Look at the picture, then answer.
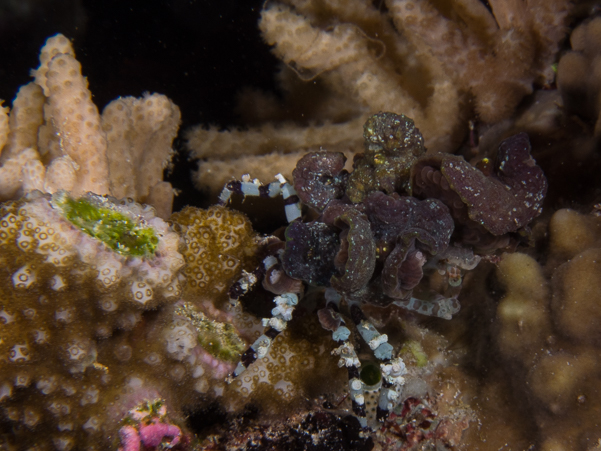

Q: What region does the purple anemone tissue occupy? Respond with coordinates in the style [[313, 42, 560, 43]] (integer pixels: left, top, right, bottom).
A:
[[292, 151, 348, 211], [412, 132, 547, 237]]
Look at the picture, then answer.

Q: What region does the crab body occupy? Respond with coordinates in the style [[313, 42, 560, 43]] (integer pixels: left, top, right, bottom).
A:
[[221, 112, 548, 427]]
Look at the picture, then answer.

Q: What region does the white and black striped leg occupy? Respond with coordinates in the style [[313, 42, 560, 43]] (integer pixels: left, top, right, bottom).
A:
[[392, 293, 460, 320], [217, 173, 302, 223], [276, 174, 302, 223], [348, 302, 408, 422], [218, 174, 279, 206], [377, 358, 407, 422], [231, 327, 280, 378], [331, 342, 367, 428], [320, 290, 367, 427], [229, 293, 299, 379], [348, 302, 393, 361], [228, 267, 263, 305]]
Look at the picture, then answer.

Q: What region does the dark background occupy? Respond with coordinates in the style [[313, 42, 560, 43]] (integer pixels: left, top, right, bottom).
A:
[[0, 0, 279, 210]]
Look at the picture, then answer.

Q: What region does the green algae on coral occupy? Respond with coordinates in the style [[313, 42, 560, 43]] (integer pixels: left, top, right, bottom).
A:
[[401, 341, 429, 367], [52, 191, 159, 257], [174, 302, 245, 363]]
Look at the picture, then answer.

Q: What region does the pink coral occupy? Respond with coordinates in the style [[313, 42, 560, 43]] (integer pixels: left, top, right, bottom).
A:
[[118, 426, 141, 451], [119, 419, 183, 451], [118, 399, 188, 451], [139, 420, 182, 447]]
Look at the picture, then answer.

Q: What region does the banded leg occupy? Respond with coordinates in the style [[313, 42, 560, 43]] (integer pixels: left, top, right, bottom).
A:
[[319, 290, 367, 427], [392, 294, 460, 321], [348, 302, 407, 422], [229, 293, 299, 379], [218, 173, 302, 222], [228, 268, 262, 305]]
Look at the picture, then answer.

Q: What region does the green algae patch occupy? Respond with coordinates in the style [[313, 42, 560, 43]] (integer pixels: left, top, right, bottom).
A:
[[175, 302, 246, 363], [401, 341, 428, 367], [52, 191, 159, 257]]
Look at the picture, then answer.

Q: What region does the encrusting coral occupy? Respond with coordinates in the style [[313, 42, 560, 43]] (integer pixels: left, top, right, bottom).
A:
[[0, 188, 273, 449], [0, 34, 180, 218], [0, 191, 185, 449], [187, 0, 571, 199]]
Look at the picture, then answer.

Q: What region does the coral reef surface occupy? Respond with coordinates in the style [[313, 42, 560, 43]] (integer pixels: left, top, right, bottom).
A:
[[3, 4, 601, 450]]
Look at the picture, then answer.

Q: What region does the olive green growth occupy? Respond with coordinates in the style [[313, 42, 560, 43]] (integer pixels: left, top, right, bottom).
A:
[[53, 192, 159, 257], [360, 361, 382, 387], [401, 340, 428, 367], [175, 303, 246, 363]]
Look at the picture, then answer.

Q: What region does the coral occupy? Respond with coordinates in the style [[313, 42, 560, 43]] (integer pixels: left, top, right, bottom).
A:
[[557, 16, 601, 137], [1, 8, 597, 446], [0, 192, 187, 449], [169, 205, 261, 307], [118, 399, 191, 451], [492, 208, 601, 449], [0, 34, 180, 217], [187, 0, 570, 198]]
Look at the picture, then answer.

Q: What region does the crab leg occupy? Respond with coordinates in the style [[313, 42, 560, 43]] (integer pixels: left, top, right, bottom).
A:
[[217, 174, 302, 222], [392, 294, 460, 320], [347, 301, 408, 422], [318, 291, 367, 427], [230, 293, 299, 378]]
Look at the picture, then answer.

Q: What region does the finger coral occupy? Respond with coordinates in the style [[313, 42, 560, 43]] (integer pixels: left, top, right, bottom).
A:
[[0, 34, 181, 217], [557, 16, 601, 137], [493, 208, 601, 449]]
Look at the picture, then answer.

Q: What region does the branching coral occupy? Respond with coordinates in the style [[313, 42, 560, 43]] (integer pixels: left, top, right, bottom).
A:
[[187, 0, 570, 198], [0, 9, 595, 447], [0, 34, 181, 217]]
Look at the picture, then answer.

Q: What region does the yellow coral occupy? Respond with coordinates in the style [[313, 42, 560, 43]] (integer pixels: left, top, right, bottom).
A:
[[170, 205, 260, 307]]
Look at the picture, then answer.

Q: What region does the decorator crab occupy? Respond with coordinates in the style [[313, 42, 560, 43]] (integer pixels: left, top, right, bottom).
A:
[[219, 112, 547, 427]]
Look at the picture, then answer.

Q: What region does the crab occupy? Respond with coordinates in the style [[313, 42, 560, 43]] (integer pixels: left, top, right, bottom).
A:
[[219, 112, 547, 427]]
